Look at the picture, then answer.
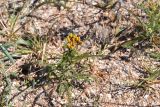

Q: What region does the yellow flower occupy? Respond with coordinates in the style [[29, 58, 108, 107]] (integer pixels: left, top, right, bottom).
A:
[[67, 36, 71, 43], [66, 33, 82, 49], [67, 43, 74, 49], [75, 36, 80, 42]]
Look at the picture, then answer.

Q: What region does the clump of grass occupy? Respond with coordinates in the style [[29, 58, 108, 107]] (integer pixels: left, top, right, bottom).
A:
[[122, 0, 160, 48], [137, 0, 160, 87], [46, 33, 94, 105], [129, 66, 159, 93], [0, 73, 12, 107], [124, 0, 160, 88], [0, 33, 94, 106], [0, 43, 15, 106], [0, 46, 13, 106]]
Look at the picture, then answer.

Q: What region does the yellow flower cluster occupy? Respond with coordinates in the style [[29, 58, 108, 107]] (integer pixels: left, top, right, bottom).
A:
[[66, 33, 82, 49]]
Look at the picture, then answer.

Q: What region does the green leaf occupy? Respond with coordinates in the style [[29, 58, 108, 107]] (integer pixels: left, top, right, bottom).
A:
[[150, 52, 160, 60], [15, 49, 32, 54], [73, 53, 104, 62], [122, 36, 145, 48], [145, 69, 160, 81], [56, 83, 66, 95], [16, 38, 32, 47], [77, 73, 91, 82], [0, 44, 14, 63], [9, 72, 18, 79]]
